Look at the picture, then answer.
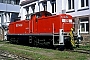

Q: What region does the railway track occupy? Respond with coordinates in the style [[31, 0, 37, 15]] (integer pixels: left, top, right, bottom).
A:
[[69, 49, 90, 54], [0, 50, 30, 60]]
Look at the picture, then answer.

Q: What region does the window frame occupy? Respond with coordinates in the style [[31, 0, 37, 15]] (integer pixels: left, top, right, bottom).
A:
[[67, 0, 75, 11], [80, 17, 89, 33], [78, 0, 89, 9], [43, 1, 47, 11], [51, 0, 56, 14]]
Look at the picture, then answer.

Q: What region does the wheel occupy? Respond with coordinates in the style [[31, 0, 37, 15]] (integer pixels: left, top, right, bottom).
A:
[[58, 45, 65, 51]]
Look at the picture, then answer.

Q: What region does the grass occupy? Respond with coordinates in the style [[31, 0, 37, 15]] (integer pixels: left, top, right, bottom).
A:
[[0, 41, 90, 60], [76, 44, 90, 50], [81, 44, 90, 49]]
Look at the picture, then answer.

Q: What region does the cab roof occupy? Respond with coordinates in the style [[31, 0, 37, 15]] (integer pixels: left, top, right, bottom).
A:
[[25, 11, 52, 16]]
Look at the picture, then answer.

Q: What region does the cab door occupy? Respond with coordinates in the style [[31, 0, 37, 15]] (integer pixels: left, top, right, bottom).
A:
[[24, 21, 29, 34]]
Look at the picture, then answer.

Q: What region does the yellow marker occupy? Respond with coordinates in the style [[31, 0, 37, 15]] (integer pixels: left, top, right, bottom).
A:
[[69, 28, 75, 47], [71, 28, 73, 31]]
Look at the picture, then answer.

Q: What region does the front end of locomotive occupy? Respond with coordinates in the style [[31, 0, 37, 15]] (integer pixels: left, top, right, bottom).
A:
[[52, 14, 83, 50]]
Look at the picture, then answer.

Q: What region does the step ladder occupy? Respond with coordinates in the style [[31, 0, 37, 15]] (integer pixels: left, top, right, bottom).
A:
[[53, 29, 64, 45]]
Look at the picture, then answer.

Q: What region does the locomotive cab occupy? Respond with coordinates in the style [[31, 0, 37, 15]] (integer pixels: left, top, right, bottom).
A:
[[25, 11, 52, 20], [35, 11, 52, 18]]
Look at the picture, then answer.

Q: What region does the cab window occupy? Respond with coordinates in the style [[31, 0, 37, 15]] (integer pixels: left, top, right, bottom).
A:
[[36, 13, 42, 18], [26, 15, 31, 20]]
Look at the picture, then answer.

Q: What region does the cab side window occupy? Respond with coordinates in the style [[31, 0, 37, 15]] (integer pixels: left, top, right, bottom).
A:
[[36, 13, 42, 18], [26, 15, 31, 20]]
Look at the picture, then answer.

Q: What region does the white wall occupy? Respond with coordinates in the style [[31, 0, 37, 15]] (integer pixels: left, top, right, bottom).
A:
[[20, 7, 27, 20], [64, 0, 90, 17], [47, 1, 52, 13], [19, 0, 90, 19], [56, 0, 62, 14]]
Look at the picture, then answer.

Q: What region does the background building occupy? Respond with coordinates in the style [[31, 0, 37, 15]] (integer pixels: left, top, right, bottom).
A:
[[19, 0, 90, 42], [0, 0, 20, 40], [65, 0, 90, 42]]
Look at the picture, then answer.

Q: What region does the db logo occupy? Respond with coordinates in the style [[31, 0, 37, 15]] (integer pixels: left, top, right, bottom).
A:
[[65, 20, 69, 22], [16, 24, 23, 27]]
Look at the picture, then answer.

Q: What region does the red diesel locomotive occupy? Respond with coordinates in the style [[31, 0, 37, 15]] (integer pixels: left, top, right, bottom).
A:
[[7, 11, 82, 50]]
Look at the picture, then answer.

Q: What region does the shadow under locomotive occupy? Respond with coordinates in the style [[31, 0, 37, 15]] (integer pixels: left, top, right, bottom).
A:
[[7, 33, 82, 51]]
